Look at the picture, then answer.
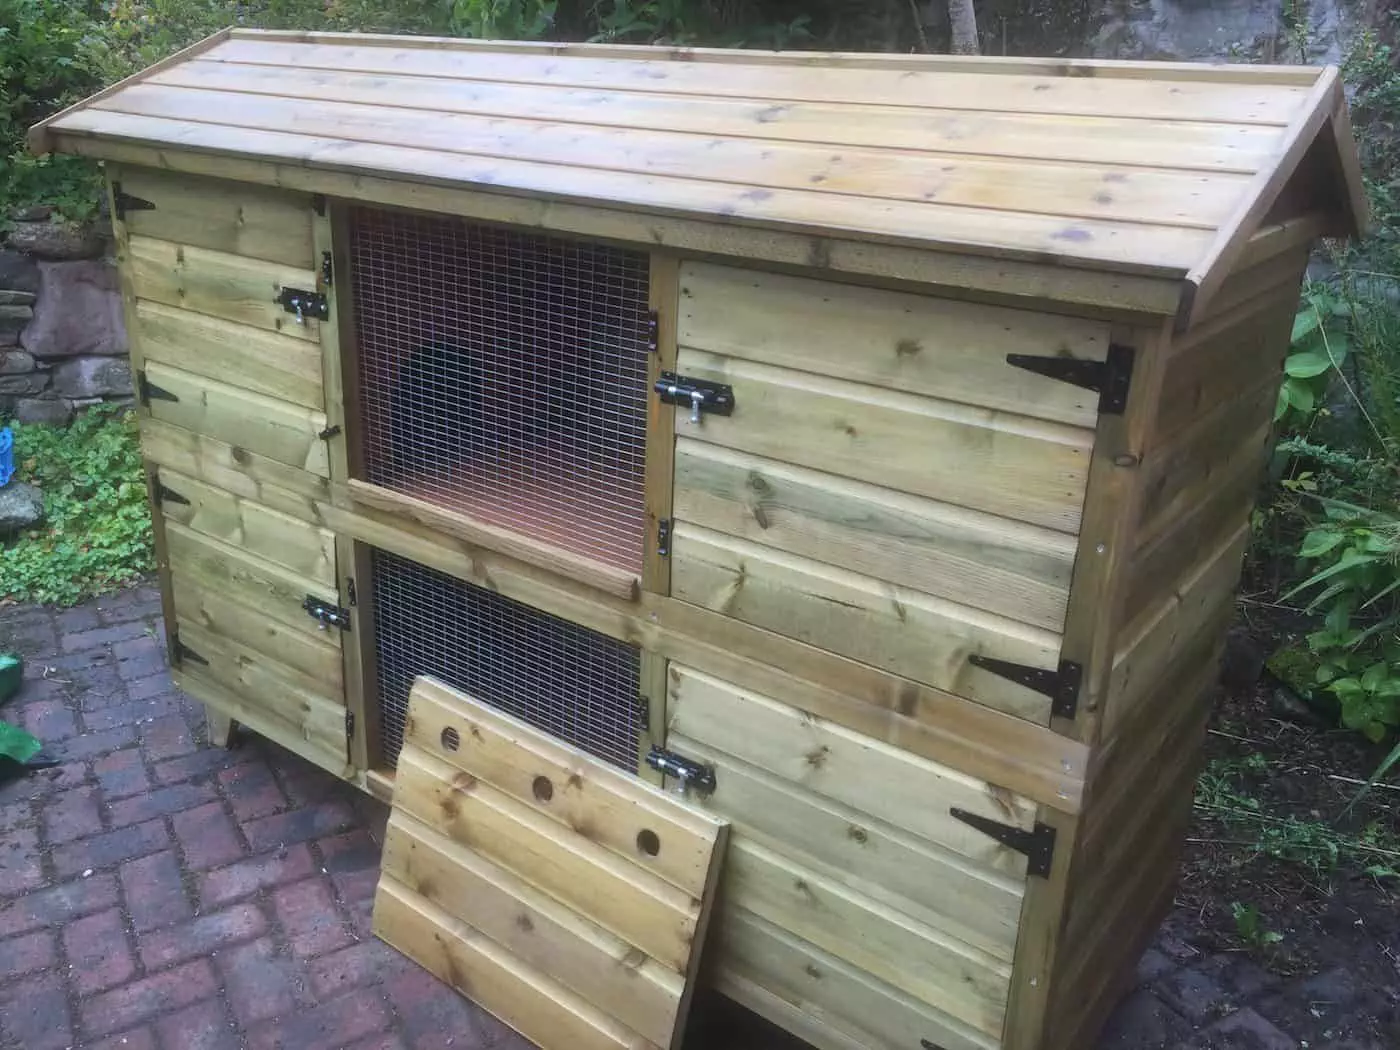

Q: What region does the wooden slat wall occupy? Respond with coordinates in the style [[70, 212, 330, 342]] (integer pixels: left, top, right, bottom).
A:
[[1029, 250, 1307, 1050], [669, 263, 1103, 724], [668, 665, 1026, 1050], [112, 164, 351, 777]]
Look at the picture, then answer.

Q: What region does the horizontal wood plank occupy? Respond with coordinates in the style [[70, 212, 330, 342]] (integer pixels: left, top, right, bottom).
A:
[[156, 467, 336, 586], [679, 261, 1112, 426], [676, 350, 1095, 534], [392, 746, 703, 973], [381, 810, 683, 1045], [674, 440, 1075, 633], [114, 164, 313, 267], [171, 580, 342, 685], [672, 523, 1060, 721], [374, 878, 657, 1050], [135, 298, 324, 409], [127, 234, 319, 340], [667, 664, 1037, 872], [715, 914, 997, 1050], [141, 361, 329, 477], [402, 677, 723, 899], [725, 837, 1011, 1036]]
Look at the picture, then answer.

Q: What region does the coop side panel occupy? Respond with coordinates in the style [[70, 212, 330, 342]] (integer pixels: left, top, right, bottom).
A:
[[1041, 251, 1309, 1050], [668, 263, 1112, 726], [109, 165, 351, 775]]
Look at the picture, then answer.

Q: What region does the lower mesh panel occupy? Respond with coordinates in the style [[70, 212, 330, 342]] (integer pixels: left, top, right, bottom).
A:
[[370, 548, 642, 770]]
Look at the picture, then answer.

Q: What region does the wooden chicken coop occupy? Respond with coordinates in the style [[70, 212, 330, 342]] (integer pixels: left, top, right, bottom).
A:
[[34, 29, 1365, 1050]]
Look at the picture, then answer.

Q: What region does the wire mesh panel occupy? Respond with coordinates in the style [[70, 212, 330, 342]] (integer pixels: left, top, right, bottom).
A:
[[349, 207, 653, 574], [371, 548, 643, 770]]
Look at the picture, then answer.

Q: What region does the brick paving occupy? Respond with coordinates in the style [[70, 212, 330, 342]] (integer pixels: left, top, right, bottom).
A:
[[0, 586, 1382, 1050]]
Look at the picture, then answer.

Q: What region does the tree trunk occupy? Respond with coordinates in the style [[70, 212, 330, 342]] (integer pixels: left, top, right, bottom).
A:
[[947, 0, 980, 54]]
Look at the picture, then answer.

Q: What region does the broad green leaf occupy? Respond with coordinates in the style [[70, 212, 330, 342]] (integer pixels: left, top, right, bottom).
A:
[[1285, 350, 1334, 378], [1299, 529, 1347, 558], [1291, 307, 1323, 343]]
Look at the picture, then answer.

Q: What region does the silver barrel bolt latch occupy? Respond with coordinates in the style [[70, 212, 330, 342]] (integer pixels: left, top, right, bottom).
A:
[[654, 372, 736, 425]]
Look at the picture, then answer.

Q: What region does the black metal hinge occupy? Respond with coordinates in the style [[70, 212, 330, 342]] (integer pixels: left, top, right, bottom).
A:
[[969, 655, 1083, 720], [637, 696, 651, 733], [173, 638, 208, 667], [1005, 342, 1135, 415], [657, 519, 672, 557], [276, 287, 329, 324], [155, 481, 189, 506], [646, 747, 716, 795], [346, 577, 358, 607], [112, 182, 155, 221], [321, 251, 334, 288], [646, 310, 658, 353], [318, 424, 342, 441], [136, 371, 178, 406], [950, 808, 1057, 878], [302, 595, 351, 631], [655, 372, 735, 424], [346, 710, 356, 741]]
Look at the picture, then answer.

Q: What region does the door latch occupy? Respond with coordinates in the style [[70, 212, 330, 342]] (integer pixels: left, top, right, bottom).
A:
[[646, 747, 716, 796], [655, 373, 735, 425]]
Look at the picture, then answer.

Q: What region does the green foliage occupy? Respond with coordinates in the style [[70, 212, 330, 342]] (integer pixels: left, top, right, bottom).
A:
[[1231, 902, 1284, 948], [1276, 285, 1352, 428], [0, 408, 154, 606]]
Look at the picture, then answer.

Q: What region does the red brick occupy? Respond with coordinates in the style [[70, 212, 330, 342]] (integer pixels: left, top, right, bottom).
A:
[[0, 827, 43, 896], [139, 902, 267, 970], [88, 1026, 158, 1050], [220, 762, 287, 821], [244, 801, 356, 853], [53, 818, 168, 876], [61, 724, 139, 760], [93, 748, 150, 800], [64, 907, 136, 994], [345, 1035, 409, 1050], [385, 968, 494, 1050], [22, 698, 78, 741], [246, 988, 391, 1050], [42, 784, 103, 844], [37, 758, 90, 793], [85, 695, 186, 732], [0, 970, 73, 1050], [62, 620, 151, 652], [309, 939, 413, 999], [173, 801, 244, 871], [0, 872, 120, 937], [273, 878, 353, 958], [81, 959, 218, 1037], [0, 798, 31, 833], [317, 828, 382, 904], [218, 937, 311, 1026], [127, 673, 174, 701], [154, 748, 236, 786], [108, 781, 216, 828], [120, 850, 193, 932], [141, 713, 199, 761], [0, 928, 56, 980], [154, 999, 240, 1050], [199, 844, 316, 907]]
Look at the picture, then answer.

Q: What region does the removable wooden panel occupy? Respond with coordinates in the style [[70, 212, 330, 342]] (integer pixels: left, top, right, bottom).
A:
[[374, 678, 728, 1050]]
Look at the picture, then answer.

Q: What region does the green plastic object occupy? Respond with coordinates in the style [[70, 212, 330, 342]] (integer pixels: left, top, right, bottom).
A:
[[0, 720, 41, 765], [0, 653, 22, 706]]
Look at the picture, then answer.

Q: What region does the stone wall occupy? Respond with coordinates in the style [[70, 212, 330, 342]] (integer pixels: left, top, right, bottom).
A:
[[0, 209, 132, 427]]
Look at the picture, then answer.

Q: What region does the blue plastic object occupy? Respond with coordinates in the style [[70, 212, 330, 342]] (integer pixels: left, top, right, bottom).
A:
[[0, 427, 13, 488]]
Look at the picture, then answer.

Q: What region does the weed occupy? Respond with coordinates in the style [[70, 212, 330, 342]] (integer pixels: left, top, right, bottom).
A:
[[1231, 901, 1285, 948]]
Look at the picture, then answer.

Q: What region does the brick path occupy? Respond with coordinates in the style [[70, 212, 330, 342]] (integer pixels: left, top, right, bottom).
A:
[[0, 586, 1381, 1050]]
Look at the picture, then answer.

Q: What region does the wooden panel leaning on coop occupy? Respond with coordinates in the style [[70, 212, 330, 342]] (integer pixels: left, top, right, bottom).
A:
[[31, 27, 1367, 1050]]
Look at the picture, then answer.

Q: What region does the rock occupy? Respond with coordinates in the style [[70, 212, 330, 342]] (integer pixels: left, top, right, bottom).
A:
[[0, 291, 35, 307], [0, 305, 33, 332], [0, 373, 49, 396], [5, 219, 105, 261], [0, 330, 15, 348], [0, 250, 41, 295], [0, 351, 36, 375], [20, 261, 127, 358], [51, 357, 132, 399], [8, 206, 53, 223], [14, 398, 73, 426], [0, 482, 44, 536]]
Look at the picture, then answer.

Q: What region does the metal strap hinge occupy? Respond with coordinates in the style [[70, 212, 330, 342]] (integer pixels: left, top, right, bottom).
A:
[[302, 595, 351, 632], [155, 481, 189, 506], [637, 696, 651, 732], [657, 519, 672, 557], [968, 655, 1083, 720], [1005, 343, 1135, 415], [346, 711, 356, 741], [173, 638, 208, 667], [276, 287, 329, 324], [646, 310, 658, 353], [950, 808, 1057, 878], [137, 371, 178, 406], [321, 250, 334, 288], [645, 747, 716, 795], [112, 182, 155, 220], [318, 424, 342, 441]]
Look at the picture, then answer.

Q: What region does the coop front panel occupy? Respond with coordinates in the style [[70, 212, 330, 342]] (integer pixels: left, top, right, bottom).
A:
[[369, 548, 643, 770], [348, 206, 653, 574]]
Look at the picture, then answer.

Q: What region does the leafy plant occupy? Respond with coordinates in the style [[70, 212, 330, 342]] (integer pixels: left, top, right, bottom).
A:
[[1276, 285, 1352, 428], [0, 407, 154, 606], [1231, 902, 1284, 948]]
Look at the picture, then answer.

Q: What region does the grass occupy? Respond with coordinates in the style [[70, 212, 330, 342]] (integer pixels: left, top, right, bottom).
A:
[[0, 406, 154, 606]]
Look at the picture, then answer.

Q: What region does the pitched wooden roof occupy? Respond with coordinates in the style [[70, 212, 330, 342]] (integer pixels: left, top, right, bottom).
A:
[[33, 29, 1366, 321]]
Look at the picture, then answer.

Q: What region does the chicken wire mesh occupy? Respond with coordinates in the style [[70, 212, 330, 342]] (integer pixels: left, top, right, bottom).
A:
[[370, 548, 643, 771], [348, 206, 653, 573]]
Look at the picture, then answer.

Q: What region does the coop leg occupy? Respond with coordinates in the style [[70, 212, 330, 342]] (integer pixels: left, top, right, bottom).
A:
[[206, 706, 237, 749]]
